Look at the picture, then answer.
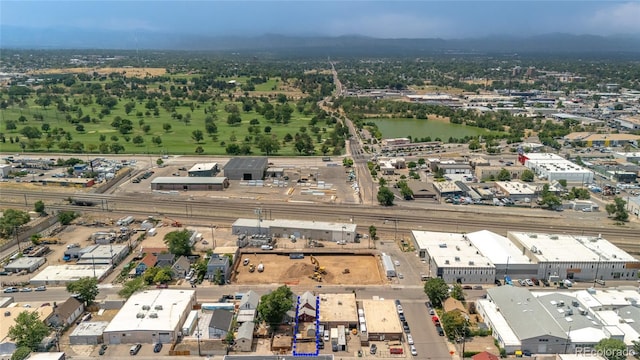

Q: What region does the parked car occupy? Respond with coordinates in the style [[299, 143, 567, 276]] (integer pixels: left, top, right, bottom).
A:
[[403, 321, 410, 333], [99, 344, 107, 355], [525, 279, 534, 286], [395, 299, 401, 306], [407, 334, 414, 345], [462, 285, 472, 290], [130, 344, 141, 355], [531, 278, 540, 286], [3, 287, 18, 293], [399, 313, 406, 322], [397, 305, 403, 314], [370, 344, 377, 355], [20, 287, 32, 292], [35, 286, 47, 291], [153, 343, 162, 353], [410, 345, 418, 356]]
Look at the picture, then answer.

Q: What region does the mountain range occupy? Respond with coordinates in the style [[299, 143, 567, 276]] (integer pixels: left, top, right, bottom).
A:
[[2, 26, 640, 54]]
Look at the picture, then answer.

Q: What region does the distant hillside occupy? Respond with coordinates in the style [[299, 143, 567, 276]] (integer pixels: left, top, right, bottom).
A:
[[1, 26, 639, 54]]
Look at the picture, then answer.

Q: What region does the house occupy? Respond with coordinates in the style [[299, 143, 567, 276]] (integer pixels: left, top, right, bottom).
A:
[[297, 307, 316, 323], [136, 253, 157, 276], [443, 298, 468, 316], [239, 290, 260, 310], [171, 256, 191, 278], [47, 297, 84, 327], [472, 351, 500, 360], [297, 291, 317, 322], [206, 254, 230, 283], [235, 322, 254, 352], [156, 253, 176, 268], [208, 310, 234, 339]]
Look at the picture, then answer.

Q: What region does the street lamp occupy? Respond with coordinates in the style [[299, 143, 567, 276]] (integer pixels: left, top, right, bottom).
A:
[[195, 313, 202, 356], [341, 226, 346, 244], [210, 225, 216, 250]]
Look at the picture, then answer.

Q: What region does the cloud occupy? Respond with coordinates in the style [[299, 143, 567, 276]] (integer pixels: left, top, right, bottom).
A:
[[586, 2, 640, 34], [326, 13, 452, 38]]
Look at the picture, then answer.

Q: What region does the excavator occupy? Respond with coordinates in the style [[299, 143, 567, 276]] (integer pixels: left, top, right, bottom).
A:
[[164, 216, 182, 227], [310, 255, 326, 274]]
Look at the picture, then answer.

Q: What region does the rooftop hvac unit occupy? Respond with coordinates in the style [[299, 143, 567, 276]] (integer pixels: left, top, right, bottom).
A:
[[529, 234, 538, 238], [445, 260, 450, 264], [142, 305, 151, 310], [439, 244, 447, 248], [155, 305, 163, 310], [136, 313, 145, 318], [456, 246, 461, 251], [149, 313, 158, 318], [550, 236, 559, 240], [455, 257, 460, 261], [469, 261, 475, 265]]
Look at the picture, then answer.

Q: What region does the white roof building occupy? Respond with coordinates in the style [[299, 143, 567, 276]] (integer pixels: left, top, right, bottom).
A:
[[521, 153, 593, 183], [412, 231, 495, 284], [507, 232, 640, 281], [465, 230, 534, 277], [104, 289, 196, 344], [30, 264, 111, 286], [232, 218, 357, 243]]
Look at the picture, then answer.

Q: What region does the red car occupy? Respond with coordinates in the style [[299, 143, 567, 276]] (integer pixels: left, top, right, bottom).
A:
[[156, 284, 168, 289]]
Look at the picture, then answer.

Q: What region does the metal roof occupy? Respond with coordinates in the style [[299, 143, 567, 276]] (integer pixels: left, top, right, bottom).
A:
[[151, 177, 228, 185], [188, 162, 218, 172], [236, 321, 254, 340], [487, 286, 566, 340], [223, 157, 268, 171]]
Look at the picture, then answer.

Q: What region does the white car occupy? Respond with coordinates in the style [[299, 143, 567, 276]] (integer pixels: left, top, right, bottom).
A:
[[394, 260, 400, 266], [410, 345, 418, 356], [407, 334, 414, 345], [397, 305, 403, 314]]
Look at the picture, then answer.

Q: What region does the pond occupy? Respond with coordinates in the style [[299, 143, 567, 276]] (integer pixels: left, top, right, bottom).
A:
[[370, 118, 492, 139]]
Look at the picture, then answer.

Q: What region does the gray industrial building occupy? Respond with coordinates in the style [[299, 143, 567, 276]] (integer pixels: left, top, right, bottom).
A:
[[223, 157, 268, 180], [76, 244, 129, 266], [4, 257, 45, 273], [232, 218, 357, 243], [69, 321, 109, 345], [151, 177, 230, 191], [188, 162, 219, 177]]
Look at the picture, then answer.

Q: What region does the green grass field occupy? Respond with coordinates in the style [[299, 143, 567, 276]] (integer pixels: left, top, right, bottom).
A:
[[0, 96, 334, 156], [370, 117, 501, 140]]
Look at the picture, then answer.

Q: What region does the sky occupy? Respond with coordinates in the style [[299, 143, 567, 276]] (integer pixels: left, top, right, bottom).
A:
[[2, 1, 640, 39]]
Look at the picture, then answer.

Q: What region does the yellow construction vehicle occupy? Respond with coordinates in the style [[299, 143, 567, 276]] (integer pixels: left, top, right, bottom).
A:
[[310, 272, 323, 282], [310, 255, 326, 274], [249, 264, 256, 273]]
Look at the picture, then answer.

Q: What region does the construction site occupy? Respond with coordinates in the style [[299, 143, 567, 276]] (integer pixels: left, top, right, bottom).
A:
[[232, 253, 385, 286]]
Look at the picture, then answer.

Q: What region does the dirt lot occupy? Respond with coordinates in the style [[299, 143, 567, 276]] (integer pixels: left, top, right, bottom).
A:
[[30, 67, 166, 77], [233, 254, 385, 286]]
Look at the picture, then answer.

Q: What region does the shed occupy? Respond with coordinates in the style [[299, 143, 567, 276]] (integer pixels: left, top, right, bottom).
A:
[[223, 157, 268, 180], [151, 177, 229, 191], [69, 321, 109, 345], [5, 257, 45, 273], [235, 321, 254, 352], [208, 310, 234, 339]]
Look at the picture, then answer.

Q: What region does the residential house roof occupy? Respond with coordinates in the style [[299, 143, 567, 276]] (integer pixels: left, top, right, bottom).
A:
[[298, 291, 316, 311], [472, 351, 500, 360], [443, 298, 467, 314], [239, 290, 260, 310], [54, 297, 83, 323], [140, 253, 157, 269], [298, 307, 316, 320], [209, 310, 234, 332], [171, 256, 190, 274], [237, 321, 254, 340], [156, 253, 176, 268]]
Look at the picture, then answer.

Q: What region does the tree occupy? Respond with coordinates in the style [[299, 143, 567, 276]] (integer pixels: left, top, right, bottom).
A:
[[497, 168, 511, 181], [257, 285, 294, 327], [66, 277, 99, 306], [118, 277, 147, 299], [20, 126, 42, 139], [110, 143, 124, 154], [192, 129, 204, 143], [156, 158, 164, 167], [57, 211, 78, 225], [450, 284, 465, 301], [153, 267, 173, 284], [606, 197, 629, 222], [164, 229, 193, 257], [632, 339, 640, 359], [342, 158, 354, 167], [258, 136, 280, 155], [368, 225, 377, 241], [11, 346, 31, 360], [132, 135, 144, 146], [424, 278, 449, 308], [521, 169, 534, 182], [441, 311, 469, 341], [0, 209, 30, 238], [34, 200, 45, 215], [377, 186, 395, 206], [162, 123, 172, 133], [595, 338, 627, 360], [152, 136, 163, 146], [8, 311, 50, 351], [195, 146, 204, 155]]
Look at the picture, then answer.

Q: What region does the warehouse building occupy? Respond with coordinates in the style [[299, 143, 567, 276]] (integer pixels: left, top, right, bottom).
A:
[[507, 232, 640, 281], [69, 321, 109, 345], [30, 265, 111, 286], [475, 165, 528, 182], [223, 157, 268, 180], [465, 230, 536, 279], [4, 257, 45, 273], [518, 153, 593, 183], [318, 293, 358, 329], [494, 181, 537, 201], [361, 299, 402, 341], [232, 218, 357, 243], [432, 181, 464, 199], [76, 244, 128, 266], [104, 289, 196, 344], [412, 230, 496, 284], [613, 152, 640, 163], [151, 177, 229, 191], [188, 162, 219, 177]]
